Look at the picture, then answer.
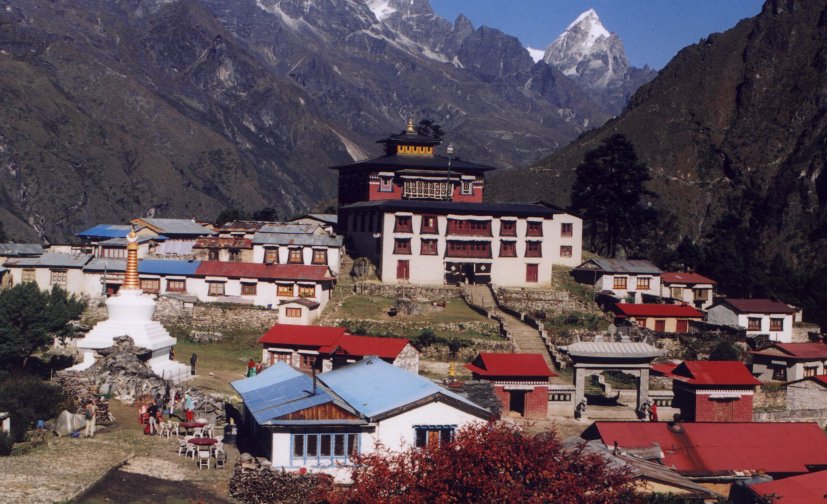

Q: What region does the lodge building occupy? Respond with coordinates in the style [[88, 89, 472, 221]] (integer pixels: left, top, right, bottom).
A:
[[331, 120, 582, 287]]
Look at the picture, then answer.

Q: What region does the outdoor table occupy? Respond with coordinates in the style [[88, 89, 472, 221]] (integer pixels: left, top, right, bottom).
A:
[[189, 437, 217, 447], [180, 421, 206, 435]]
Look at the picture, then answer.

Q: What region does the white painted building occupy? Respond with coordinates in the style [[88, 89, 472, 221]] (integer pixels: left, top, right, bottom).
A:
[[232, 359, 490, 483], [660, 272, 717, 310], [706, 298, 796, 343], [572, 258, 663, 303], [251, 230, 343, 277], [342, 200, 581, 287], [3, 252, 92, 293]]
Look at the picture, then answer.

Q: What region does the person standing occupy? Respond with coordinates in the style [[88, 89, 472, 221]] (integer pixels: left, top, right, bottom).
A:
[[185, 391, 194, 422], [84, 400, 98, 438], [147, 400, 159, 435], [190, 353, 198, 375]]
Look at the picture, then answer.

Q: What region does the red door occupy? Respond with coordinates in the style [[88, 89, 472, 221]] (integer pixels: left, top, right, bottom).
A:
[[655, 320, 666, 332], [397, 260, 410, 280], [676, 320, 688, 333], [526, 264, 538, 283]]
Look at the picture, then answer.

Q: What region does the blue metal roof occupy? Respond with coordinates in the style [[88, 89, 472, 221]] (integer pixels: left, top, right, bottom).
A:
[[139, 260, 201, 276], [76, 224, 132, 239], [318, 358, 488, 420], [231, 363, 302, 395]]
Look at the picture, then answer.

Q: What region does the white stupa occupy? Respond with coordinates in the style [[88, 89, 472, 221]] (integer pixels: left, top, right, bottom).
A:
[[71, 228, 191, 382]]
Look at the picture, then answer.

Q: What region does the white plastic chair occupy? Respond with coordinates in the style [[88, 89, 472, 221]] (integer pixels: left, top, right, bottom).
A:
[[198, 449, 210, 469], [177, 439, 188, 456], [215, 451, 226, 469]]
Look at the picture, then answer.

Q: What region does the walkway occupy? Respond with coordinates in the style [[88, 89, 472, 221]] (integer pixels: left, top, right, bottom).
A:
[[463, 285, 556, 371]]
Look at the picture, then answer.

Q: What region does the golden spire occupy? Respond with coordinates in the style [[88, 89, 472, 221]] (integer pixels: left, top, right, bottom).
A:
[[405, 117, 415, 134], [122, 227, 140, 290]]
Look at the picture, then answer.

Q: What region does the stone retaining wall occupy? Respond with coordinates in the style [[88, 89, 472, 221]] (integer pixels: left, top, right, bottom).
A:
[[754, 385, 787, 410], [353, 282, 460, 301], [753, 408, 827, 427], [496, 287, 594, 316]]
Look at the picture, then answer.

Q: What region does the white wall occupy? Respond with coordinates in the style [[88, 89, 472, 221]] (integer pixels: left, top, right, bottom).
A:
[[660, 282, 715, 310], [707, 305, 794, 343], [187, 278, 330, 311], [596, 273, 661, 303], [252, 245, 342, 276]]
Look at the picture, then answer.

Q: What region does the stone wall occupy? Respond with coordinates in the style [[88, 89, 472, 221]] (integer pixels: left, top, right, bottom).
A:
[[154, 295, 278, 331], [353, 282, 460, 301], [753, 409, 827, 428], [754, 385, 787, 411], [496, 288, 595, 316], [786, 380, 827, 410]]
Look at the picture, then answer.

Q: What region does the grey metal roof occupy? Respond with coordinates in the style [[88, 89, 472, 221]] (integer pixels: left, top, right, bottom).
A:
[[561, 341, 663, 359], [278, 298, 321, 309], [84, 258, 126, 272], [5, 252, 91, 268], [252, 232, 343, 247], [258, 223, 319, 234], [135, 218, 215, 236], [0, 243, 44, 256], [307, 214, 338, 225], [99, 234, 161, 246], [575, 258, 662, 275]]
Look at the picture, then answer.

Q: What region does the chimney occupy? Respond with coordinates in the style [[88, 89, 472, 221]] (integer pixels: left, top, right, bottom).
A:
[[311, 367, 317, 396], [667, 414, 684, 434]]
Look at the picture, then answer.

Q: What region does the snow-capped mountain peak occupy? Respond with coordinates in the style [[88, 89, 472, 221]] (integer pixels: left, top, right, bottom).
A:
[[366, 0, 397, 21], [526, 46, 545, 63], [564, 8, 609, 46]]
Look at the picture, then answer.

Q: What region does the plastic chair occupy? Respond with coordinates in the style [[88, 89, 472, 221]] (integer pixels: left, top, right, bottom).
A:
[[215, 451, 226, 469], [177, 439, 188, 456], [192, 427, 203, 438], [198, 449, 210, 469]]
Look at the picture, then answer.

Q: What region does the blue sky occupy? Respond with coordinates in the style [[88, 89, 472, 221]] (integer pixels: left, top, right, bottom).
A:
[[429, 1, 765, 69]]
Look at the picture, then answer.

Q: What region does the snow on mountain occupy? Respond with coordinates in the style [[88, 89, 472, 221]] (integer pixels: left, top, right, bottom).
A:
[[366, 0, 396, 21], [543, 8, 628, 89], [526, 47, 545, 63]]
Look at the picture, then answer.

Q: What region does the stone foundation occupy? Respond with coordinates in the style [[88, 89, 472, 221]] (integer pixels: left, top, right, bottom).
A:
[[496, 288, 595, 316], [353, 282, 460, 301]]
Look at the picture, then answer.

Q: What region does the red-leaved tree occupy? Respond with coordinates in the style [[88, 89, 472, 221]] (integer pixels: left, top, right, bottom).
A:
[[320, 422, 639, 503]]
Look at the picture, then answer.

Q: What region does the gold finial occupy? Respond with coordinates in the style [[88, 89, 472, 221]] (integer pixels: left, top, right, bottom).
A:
[[406, 118, 415, 134], [123, 226, 140, 290], [449, 361, 456, 378]]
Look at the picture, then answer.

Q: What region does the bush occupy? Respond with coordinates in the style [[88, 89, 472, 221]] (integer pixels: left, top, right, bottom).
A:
[[0, 376, 69, 442], [415, 328, 439, 348], [709, 341, 741, 361], [0, 431, 12, 456]]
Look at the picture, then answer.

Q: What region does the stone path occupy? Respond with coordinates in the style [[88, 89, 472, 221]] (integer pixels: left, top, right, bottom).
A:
[[463, 284, 556, 371]]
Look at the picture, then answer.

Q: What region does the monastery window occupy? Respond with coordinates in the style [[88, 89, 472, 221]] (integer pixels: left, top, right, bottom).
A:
[[446, 241, 491, 258], [525, 241, 542, 258], [140, 278, 160, 293], [526, 221, 543, 237], [264, 248, 278, 264], [560, 245, 572, 258], [379, 177, 393, 192], [637, 277, 651, 290], [500, 220, 516, 237], [312, 249, 328, 265], [277, 284, 294, 297], [499, 240, 517, 257], [403, 179, 450, 200], [288, 248, 303, 264], [613, 277, 628, 290], [285, 307, 302, 318], [804, 366, 818, 378], [166, 279, 186, 293], [770, 318, 784, 332], [561, 223, 573, 238], [420, 215, 438, 234], [299, 354, 316, 369], [771, 366, 787, 381], [414, 426, 454, 449], [747, 317, 762, 331], [229, 249, 241, 262], [298, 285, 316, 298], [208, 249, 219, 261], [420, 239, 438, 256], [207, 282, 225, 297], [693, 288, 709, 301], [447, 219, 491, 236], [636, 318, 647, 328], [50, 269, 67, 288], [460, 180, 473, 195], [394, 238, 412, 255], [241, 283, 257, 296], [394, 216, 413, 233], [22, 269, 35, 283], [292, 433, 358, 465]]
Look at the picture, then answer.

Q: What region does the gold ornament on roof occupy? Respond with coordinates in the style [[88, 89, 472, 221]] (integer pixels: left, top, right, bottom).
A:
[[406, 118, 415, 134], [123, 227, 140, 290]]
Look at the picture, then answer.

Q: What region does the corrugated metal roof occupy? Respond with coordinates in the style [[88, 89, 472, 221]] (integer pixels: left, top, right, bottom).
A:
[[252, 232, 343, 247], [84, 258, 126, 272], [231, 362, 303, 394], [259, 223, 318, 234], [465, 353, 555, 378], [155, 240, 196, 256], [562, 341, 662, 359], [307, 214, 338, 225], [594, 421, 827, 475], [575, 259, 663, 274], [749, 468, 827, 502], [76, 224, 132, 239], [340, 200, 564, 217], [0, 243, 44, 256], [661, 272, 717, 285], [133, 218, 215, 236], [318, 358, 488, 420], [668, 361, 761, 386], [6, 252, 92, 268], [100, 234, 162, 246], [717, 298, 796, 314], [757, 342, 827, 360], [140, 259, 201, 276], [194, 237, 252, 249]]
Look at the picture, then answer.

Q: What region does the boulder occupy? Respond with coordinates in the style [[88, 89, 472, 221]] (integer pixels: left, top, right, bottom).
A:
[[55, 410, 86, 437]]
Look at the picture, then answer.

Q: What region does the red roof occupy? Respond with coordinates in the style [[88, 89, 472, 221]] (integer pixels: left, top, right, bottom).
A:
[[258, 324, 347, 347], [812, 375, 827, 387], [320, 334, 411, 360], [666, 361, 761, 386], [759, 342, 827, 360], [718, 298, 796, 314], [614, 303, 703, 319], [258, 324, 410, 360], [594, 421, 827, 475], [750, 468, 827, 503], [195, 261, 334, 281], [661, 272, 717, 285], [650, 362, 680, 376], [464, 353, 556, 378]]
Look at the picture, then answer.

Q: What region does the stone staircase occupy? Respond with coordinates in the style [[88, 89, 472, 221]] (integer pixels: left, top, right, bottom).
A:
[[462, 284, 555, 370]]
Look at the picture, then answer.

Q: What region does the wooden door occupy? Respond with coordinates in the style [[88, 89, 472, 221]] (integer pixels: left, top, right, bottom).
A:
[[396, 260, 410, 280], [526, 264, 538, 283], [676, 320, 688, 333], [655, 320, 666, 332]]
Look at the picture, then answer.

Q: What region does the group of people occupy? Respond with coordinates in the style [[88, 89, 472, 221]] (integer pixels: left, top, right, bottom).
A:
[[246, 358, 264, 377], [139, 389, 197, 434]]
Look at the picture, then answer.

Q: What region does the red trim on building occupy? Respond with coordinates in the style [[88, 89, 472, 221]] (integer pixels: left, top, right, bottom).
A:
[[661, 272, 717, 285], [614, 303, 703, 319], [194, 261, 334, 281]]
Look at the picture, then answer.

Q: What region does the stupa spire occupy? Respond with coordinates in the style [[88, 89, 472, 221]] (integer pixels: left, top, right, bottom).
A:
[[122, 227, 140, 290]]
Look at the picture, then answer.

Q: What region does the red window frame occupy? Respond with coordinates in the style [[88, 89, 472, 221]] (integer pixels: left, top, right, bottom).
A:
[[288, 248, 303, 264], [166, 279, 186, 293], [500, 220, 517, 236], [561, 223, 573, 238], [394, 216, 413, 233], [526, 221, 543, 237], [526, 264, 538, 283], [420, 239, 438, 255], [420, 215, 438, 234], [525, 241, 542, 258], [241, 283, 257, 295], [447, 219, 492, 236], [499, 240, 517, 257], [394, 238, 412, 255], [560, 245, 572, 258], [446, 241, 491, 258]]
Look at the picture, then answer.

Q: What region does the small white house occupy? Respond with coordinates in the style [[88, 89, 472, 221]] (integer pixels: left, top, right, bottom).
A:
[[750, 342, 827, 382], [231, 359, 490, 482], [706, 298, 796, 343], [572, 258, 662, 303], [251, 230, 343, 277], [660, 272, 717, 310], [3, 252, 92, 294]]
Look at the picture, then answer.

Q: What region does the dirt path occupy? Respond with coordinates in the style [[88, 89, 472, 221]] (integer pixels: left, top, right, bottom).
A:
[[0, 400, 238, 504]]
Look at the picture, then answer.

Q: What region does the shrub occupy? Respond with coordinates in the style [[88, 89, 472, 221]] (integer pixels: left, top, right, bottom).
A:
[[0, 376, 69, 442], [709, 341, 741, 361], [0, 431, 12, 456]]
